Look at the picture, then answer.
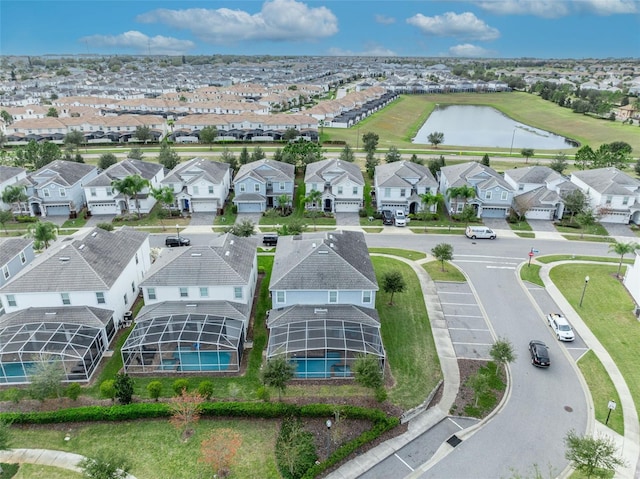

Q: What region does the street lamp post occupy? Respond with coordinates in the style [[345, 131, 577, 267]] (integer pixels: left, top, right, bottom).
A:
[[176, 224, 180, 240], [509, 128, 517, 156], [325, 419, 332, 456], [579, 275, 590, 307]]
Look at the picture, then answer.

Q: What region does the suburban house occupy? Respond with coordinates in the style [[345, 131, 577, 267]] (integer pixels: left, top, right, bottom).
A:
[[0, 166, 28, 212], [0, 238, 35, 310], [161, 157, 231, 213], [232, 159, 295, 213], [83, 159, 166, 215], [267, 230, 384, 378], [24, 160, 99, 217], [125, 233, 258, 374], [439, 162, 514, 218], [503, 166, 570, 220], [304, 158, 364, 213], [623, 252, 640, 307], [0, 227, 150, 384], [570, 167, 640, 224], [374, 160, 439, 215]]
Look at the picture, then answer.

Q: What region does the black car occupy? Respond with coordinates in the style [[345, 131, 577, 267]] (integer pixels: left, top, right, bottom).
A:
[[529, 340, 550, 368], [262, 234, 278, 246], [381, 210, 394, 225], [165, 236, 190, 247]]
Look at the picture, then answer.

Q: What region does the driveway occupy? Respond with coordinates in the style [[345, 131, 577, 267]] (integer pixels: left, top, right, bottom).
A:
[[601, 222, 637, 239], [526, 219, 557, 232], [335, 212, 361, 227], [84, 214, 116, 228], [189, 212, 216, 226], [480, 218, 509, 231], [234, 212, 262, 226]]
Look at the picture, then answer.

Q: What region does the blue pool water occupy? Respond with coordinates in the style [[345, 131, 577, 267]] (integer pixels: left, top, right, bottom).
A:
[[291, 353, 350, 378], [0, 362, 34, 383], [174, 351, 231, 371]]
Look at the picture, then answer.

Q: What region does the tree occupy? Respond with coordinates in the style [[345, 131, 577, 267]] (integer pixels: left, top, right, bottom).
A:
[[251, 146, 266, 162], [282, 139, 323, 167], [277, 218, 307, 236], [275, 417, 317, 478], [276, 193, 291, 215], [575, 145, 596, 170], [146, 381, 163, 401], [304, 189, 322, 231], [427, 131, 444, 148], [221, 147, 238, 172], [447, 185, 476, 214], [78, 451, 130, 479], [134, 125, 152, 144], [199, 429, 242, 478], [226, 219, 255, 237], [46, 106, 58, 117], [575, 209, 596, 238], [365, 151, 379, 178], [608, 241, 638, 278], [157, 141, 180, 170], [98, 153, 117, 170], [28, 357, 65, 400], [489, 338, 516, 378], [466, 370, 491, 407], [339, 144, 355, 162], [420, 191, 443, 225], [282, 128, 300, 141], [64, 130, 84, 154], [261, 355, 295, 401], [149, 185, 176, 228], [382, 270, 406, 305], [199, 125, 217, 150], [432, 243, 454, 272], [112, 174, 149, 218], [562, 189, 588, 223], [114, 373, 134, 405], [2, 184, 27, 215], [520, 148, 534, 164], [128, 147, 144, 161], [361, 132, 379, 156], [459, 204, 477, 225], [385, 146, 401, 163], [353, 354, 384, 391], [564, 430, 625, 479], [0, 109, 13, 125], [0, 210, 13, 234], [28, 221, 58, 250], [480, 153, 490, 166], [169, 390, 204, 440], [427, 155, 446, 177], [239, 146, 250, 165], [549, 152, 568, 174]]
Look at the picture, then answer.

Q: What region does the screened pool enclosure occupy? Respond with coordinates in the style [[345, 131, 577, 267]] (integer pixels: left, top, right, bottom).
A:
[[122, 313, 244, 374]]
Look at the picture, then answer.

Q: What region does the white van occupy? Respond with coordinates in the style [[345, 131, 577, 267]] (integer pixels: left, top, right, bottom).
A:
[[465, 226, 496, 239]]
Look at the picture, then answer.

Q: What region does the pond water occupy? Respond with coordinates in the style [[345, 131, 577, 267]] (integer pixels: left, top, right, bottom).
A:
[[412, 105, 577, 150]]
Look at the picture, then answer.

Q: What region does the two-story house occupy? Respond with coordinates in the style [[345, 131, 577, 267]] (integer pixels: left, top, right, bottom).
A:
[[0, 238, 35, 315], [0, 166, 28, 212], [439, 162, 514, 218], [304, 159, 364, 213], [25, 160, 99, 217], [267, 230, 384, 378], [233, 159, 295, 213], [161, 157, 230, 213], [123, 233, 258, 374], [503, 166, 570, 220], [570, 168, 640, 224], [374, 160, 439, 215], [84, 159, 166, 215]]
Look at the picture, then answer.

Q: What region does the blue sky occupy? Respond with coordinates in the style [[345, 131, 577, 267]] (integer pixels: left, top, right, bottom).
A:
[[1, 0, 639, 58]]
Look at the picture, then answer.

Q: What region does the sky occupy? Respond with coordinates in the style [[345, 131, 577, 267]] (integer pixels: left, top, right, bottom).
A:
[[1, 0, 639, 59]]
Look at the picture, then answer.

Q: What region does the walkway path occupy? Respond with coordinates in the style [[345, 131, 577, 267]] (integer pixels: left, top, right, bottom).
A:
[[0, 448, 137, 479]]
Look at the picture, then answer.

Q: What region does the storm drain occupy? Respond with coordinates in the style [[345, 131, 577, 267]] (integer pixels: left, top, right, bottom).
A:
[[447, 435, 462, 447]]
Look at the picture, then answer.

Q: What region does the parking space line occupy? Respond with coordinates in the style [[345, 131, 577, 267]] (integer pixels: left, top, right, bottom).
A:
[[444, 314, 484, 318], [448, 417, 465, 430], [394, 453, 414, 471], [452, 341, 494, 346], [448, 327, 491, 331]]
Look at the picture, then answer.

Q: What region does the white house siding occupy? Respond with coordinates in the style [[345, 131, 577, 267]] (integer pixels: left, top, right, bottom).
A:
[[623, 253, 640, 306], [598, 211, 630, 224], [191, 200, 219, 212]]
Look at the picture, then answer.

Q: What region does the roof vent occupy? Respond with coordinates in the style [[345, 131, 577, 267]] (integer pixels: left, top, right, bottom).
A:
[[78, 244, 85, 250], [329, 234, 334, 240], [230, 240, 234, 245], [59, 257, 70, 262], [186, 304, 197, 308], [91, 231, 98, 237], [330, 243, 334, 248], [45, 312, 57, 316], [225, 251, 230, 256], [191, 253, 202, 257], [312, 242, 316, 248], [314, 308, 328, 314], [318, 250, 328, 255]]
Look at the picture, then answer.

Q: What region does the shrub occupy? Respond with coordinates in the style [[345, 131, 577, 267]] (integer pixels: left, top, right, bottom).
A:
[[256, 386, 270, 402], [96, 222, 114, 231], [5, 387, 24, 404], [16, 215, 38, 223], [114, 373, 134, 405], [99, 380, 116, 401], [276, 416, 317, 479], [173, 379, 190, 396], [198, 380, 214, 400], [374, 387, 388, 403], [66, 383, 82, 401], [147, 381, 163, 401]]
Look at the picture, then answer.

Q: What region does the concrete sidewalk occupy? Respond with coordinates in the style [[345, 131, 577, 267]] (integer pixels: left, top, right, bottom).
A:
[[0, 448, 137, 478]]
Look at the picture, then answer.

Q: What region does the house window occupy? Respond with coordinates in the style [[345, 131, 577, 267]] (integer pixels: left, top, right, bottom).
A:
[[59, 189, 66, 197], [606, 196, 612, 205], [131, 281, 136, 293], [623, 196, 629, 205], [518, 184, 524, 191], [239, 184, 246, 192], [193, 186, 199, 195], [135, 253, 139, 264], [254, 183, 260, 192], [311, 183, 317, 191], [106, 187, 113, 196], [179, 287, 188, 298], [90, 188, 97, 197], [276, 291, 285, 303], [6, 295, 16, 307], [96, 292, 105, 304], [329, 291, 338, 303], [2, 265, 9, 280], [400, 189, 406, 197], [147, 288, 156, 300], [61, 293, 71, 305], [485, 191, 492, 200], [280, 182, 285, 191], [338, 186, 343, 195], [501, 191, 508, 201], [200, 287, 209, 298], [43, 188, 50, 197], [123, 293, 128, 305], [208, 185, 214, 194], [362, 291, 372, 304], [19, 251, 26, 264], [353, 186, 358, 195], [384, 188, 390, 197], [234, 287, 243, 299]]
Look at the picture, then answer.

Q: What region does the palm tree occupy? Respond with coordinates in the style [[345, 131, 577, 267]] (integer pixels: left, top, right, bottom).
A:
[[111, 174, 150, 218], [28, 221, 58, 249], [1, 184, 28, 216], [446, 185, 475, 216], [150, 186, 176, 230], [276, 194, 290, 215], [304, 189, 323, 231], [420, 191, 443, 230], [608, 241, 638, 278]]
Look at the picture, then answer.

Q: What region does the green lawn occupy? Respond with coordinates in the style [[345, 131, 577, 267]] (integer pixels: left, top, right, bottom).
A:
[[11, 464, 83, 479], [422, 260, 466, 282], [368, 248, 427, 261], [520, 263, 544, 287], [537, 255, 631, 265]]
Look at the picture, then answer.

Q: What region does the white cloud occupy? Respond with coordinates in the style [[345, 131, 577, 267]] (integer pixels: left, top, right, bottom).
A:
[[406, 12, 500, 41], [448, 43, 495, 58], [375, 14, 396, 25], [474, 0, 636, 18], [137, 0, 338, 43], [81, 31, 194, 55], [578, 0, 637, 15], [328, 43, 397, 57]]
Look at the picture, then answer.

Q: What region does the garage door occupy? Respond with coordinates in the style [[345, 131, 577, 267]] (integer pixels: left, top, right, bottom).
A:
[[45, 205, 70, 216], [238, 202, 263, 213], [335, 201, 361, 213], [192, 201, 218, 212], [481, 207, 507, 218], [525, 209, 552, 220], [89, 203, 117, 215]]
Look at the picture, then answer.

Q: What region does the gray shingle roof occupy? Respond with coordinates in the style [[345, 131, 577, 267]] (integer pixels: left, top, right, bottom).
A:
[[0, 238, 32, 266], [304, 159, 364, 186], [234, 159, 294, 183], [441, 162, 511, 190], [135, 300, 250, 323], [0, 165, 26, 183], [269, 230, 378, 291], [0, 227, 148, 293], [31, 160, 97, 187], [0, 305, 113, 329], [85, 159, 163, 187], [375, 160, 437, 188], [267, 304, 380, 328], [514, 186, 562, 209], [572, 167, 640, 196], [141, 233, 257, 287], [162, 157, 230, 185], [504, 166, 562, 184]]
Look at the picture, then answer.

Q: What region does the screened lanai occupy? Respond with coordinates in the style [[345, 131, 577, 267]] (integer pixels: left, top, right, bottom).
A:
[[0, 307, 114, 384], [122, 313, 244, 374], [266, 305, 385, 379]]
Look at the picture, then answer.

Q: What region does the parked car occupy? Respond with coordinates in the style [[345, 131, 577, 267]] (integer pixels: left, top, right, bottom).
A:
[[547, 313, 575, 341], [394, 209, 407, 227], [263, 234, 278, 246], [465, 226, 496, 239], [529, 340, 550, 368], [165, 236, 190, 247], [381, 210, 395, 226]]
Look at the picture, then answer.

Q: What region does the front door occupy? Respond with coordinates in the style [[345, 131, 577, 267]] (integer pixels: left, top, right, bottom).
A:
[[324, 198, 332, 212]]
